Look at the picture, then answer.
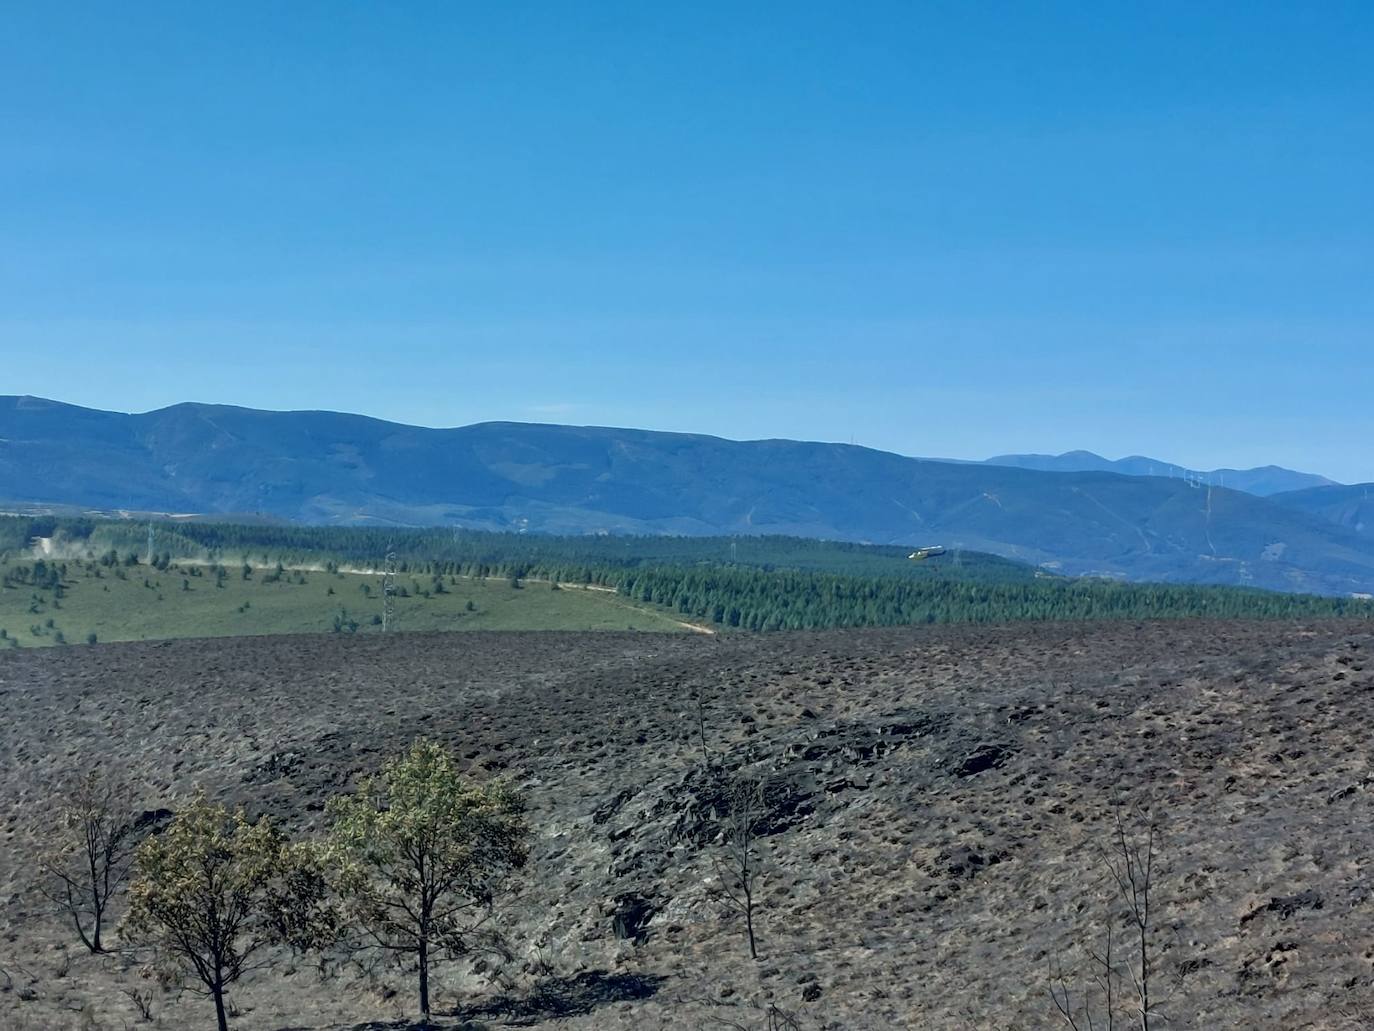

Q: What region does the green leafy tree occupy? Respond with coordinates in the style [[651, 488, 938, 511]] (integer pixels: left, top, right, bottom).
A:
[[326, 739, 528, 1025], [124, 795, 336, 1031]]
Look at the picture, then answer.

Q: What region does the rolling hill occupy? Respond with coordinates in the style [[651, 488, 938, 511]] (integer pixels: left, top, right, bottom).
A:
[[4, 395, 1374, 595], [1270, 482, 1374, 538], [4, 622, 1373, 1028]]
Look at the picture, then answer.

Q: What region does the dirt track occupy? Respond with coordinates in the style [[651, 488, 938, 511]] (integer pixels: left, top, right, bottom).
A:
[[3, 620, 1374, 1029]]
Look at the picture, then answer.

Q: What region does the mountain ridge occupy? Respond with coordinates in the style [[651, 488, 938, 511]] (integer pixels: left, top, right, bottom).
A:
[[3, 395, 1374, 595], [983, 449, 1338, 495]]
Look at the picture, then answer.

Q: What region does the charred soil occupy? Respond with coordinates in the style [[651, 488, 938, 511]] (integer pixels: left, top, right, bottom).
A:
[[3, 620, 1374, 1029]]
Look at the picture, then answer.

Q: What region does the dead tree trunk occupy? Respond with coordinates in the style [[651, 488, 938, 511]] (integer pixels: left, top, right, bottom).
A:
[[1049, 798, 1161, 1031], [713, 776, 765, 960]]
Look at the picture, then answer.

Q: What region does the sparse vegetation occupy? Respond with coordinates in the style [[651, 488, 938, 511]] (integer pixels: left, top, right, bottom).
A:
[[122, 983, 155, 1021], [0, 552, 688, 647], [3, 620, 1373, 1028]]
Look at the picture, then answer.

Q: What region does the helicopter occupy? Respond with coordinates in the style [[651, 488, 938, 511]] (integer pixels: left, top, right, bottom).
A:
[[908, 546, 946, 561]]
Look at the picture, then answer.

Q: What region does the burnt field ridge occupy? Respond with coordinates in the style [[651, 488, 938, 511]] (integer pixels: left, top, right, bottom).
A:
[[3, 620, 1374, 1029]]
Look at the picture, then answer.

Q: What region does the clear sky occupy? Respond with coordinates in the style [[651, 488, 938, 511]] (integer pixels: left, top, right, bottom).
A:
[[3, 2, 1371, 481]]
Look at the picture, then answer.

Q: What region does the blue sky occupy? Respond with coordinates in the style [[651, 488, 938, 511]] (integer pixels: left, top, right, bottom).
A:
[[3, 2, 1371, 481]]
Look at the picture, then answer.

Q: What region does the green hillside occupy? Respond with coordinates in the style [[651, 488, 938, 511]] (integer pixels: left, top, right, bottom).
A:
[[0, 556, 689, 648], [1, 515, 1371, 645]]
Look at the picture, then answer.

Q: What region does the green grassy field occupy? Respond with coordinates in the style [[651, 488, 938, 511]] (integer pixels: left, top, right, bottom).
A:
[[0, 557, 691, 648]]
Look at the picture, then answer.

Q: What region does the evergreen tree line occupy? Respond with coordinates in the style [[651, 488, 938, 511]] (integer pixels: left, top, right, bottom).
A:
[[0, 516, 1025, 582], [3, 515, 1371, 630], [618, 564, 1374, 630]]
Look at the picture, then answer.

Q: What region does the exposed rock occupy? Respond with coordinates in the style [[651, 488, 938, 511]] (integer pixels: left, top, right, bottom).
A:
[[250, 750, 303, 783], [132, 807, 173, 833], [611, 893, 656, 942], [1241, 890, 1324, 925], [593, 787, 638, 826], [937, 844, 1007, 881], [953, 743, 1011, 777], [661, 764, 816, 847], [785, 713, 941, 766]]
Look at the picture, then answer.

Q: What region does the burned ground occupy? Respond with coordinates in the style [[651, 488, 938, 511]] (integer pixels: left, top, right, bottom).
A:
[[3, 620, 1374, 1029]]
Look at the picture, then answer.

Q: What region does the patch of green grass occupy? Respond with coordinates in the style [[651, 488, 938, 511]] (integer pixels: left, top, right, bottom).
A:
[[0, 559, 689, 647]]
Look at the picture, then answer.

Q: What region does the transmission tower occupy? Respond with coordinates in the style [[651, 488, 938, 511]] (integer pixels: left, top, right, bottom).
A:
[[381, 544, 398, 633]]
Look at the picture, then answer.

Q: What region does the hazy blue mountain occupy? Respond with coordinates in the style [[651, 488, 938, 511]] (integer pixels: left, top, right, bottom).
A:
[[1270, 483, 1374, 539], [4, 395, 1374, 595], [984, 450, 1338, 496]]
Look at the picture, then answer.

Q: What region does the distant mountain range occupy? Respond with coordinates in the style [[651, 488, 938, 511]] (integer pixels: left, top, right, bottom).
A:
[[3, 395, 1373, 596], [982, 450, 1337, 496]]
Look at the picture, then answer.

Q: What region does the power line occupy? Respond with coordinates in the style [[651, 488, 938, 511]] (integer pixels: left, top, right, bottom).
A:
[[381, 542, 398, 633]]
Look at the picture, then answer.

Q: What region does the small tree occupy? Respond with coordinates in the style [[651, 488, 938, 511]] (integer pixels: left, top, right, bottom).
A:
[[1049, 798, 1162, 1031], [1106, 800, 1160, 1031], [712, 776, 766, 960], [124, 795, 336, 1031], [693, 690, 713, 770], [326, 739, 529, 1025], [38, 769, 137, 953]]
